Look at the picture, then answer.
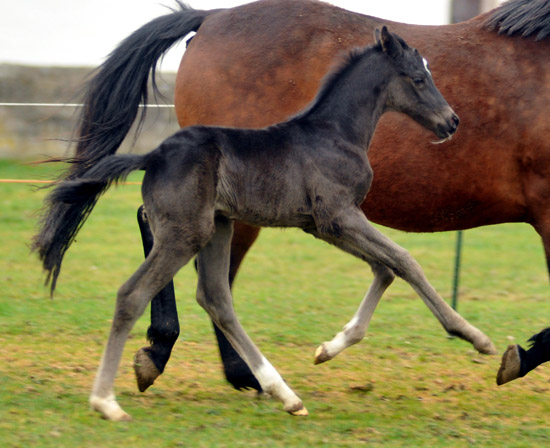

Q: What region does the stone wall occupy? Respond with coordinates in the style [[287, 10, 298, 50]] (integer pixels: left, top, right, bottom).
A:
[[0, 64, 179, 159]]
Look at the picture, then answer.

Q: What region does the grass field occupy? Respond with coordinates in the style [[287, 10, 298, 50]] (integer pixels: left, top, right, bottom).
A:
[[1, 159, 549, 447]]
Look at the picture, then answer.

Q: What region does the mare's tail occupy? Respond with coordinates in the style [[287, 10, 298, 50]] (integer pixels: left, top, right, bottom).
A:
[[33, 2, 220, 293], [71, 2, 218, 176], [34, 153, 151, 295]]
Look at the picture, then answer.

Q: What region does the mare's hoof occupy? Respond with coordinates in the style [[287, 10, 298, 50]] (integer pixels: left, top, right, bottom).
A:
[[314, 344, 331, 365], [134, 347, 161, 392], [496, 344, 521, 385]]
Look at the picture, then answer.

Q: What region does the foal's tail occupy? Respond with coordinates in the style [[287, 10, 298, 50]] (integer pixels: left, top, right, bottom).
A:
[[34, 2, 220, 294], [33, 153, 151, 295]]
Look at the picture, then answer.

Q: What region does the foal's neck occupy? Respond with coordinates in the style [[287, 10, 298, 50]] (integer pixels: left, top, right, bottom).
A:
[[295, 47, 392, 149]]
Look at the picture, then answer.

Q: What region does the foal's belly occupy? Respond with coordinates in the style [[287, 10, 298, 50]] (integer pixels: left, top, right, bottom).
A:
[[215, 186, 315, 229], [217, 204, 314, 229]]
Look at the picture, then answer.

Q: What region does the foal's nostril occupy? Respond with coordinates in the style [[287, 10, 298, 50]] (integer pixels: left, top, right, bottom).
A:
[[451, 114, 460, 129]]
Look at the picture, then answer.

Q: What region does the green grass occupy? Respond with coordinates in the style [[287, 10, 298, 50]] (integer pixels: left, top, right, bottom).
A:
[[1, 159, 549, 447]]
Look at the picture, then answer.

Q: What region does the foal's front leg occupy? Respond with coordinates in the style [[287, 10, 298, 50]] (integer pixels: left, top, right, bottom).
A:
[[316, 208, 496, 360], [196, 217, 307, 415], [314, 260, 395, 364]]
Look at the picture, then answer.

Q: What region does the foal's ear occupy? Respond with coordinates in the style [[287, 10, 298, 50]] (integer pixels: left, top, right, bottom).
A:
[[375, 26, 403, 58], [374, 28, 382, 47]]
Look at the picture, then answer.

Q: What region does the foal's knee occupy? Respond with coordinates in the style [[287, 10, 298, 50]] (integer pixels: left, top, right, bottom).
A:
[[371, 262, 395, 287]]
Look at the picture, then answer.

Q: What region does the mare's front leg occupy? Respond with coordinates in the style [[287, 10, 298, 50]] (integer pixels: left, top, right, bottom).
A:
[[315, 207, 496, 362], [134, 206, 180, 392], [497, 327, 550, 385], [196, 217, 307, 415]]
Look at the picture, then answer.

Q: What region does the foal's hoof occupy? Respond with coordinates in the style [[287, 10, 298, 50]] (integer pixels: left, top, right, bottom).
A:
[[314, 343, 331, 365], [289, 406, 309, 416], [285, 401, 309, 416], [474, 338, 497, 356], [496, 344, 521, 385], [134, 347, 161, 392]]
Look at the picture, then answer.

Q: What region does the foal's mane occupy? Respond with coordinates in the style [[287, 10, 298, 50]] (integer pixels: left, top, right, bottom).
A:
[[290, 43, 381, 121], [485, 0, 550, 41]]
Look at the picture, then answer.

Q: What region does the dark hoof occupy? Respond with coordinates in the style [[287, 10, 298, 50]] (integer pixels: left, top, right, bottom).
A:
[[134, 347, 161, 392], [496, 345, 521, 385]]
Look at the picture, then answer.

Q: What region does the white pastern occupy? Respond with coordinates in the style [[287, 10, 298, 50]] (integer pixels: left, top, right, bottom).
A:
[[89, 393, 131, 421], [255, 358, 304, 412], [325, 315, 364, 356]]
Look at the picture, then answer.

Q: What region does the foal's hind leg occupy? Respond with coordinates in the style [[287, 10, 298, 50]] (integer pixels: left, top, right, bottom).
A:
[[196, 217, 307, 415], [134, 205, 180, 392], [314, 260, 395, 364], [212, 222, 262, 391], [317, 208, 496, 358], [135, 209, 261, 392], [90, 236, 198, 421]]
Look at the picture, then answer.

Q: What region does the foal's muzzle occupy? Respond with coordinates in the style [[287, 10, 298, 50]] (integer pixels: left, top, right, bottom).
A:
[[432, 110, 460, 144]]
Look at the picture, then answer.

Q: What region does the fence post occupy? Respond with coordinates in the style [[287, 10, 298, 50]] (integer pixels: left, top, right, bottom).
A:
[[451, 230, 464, 310]]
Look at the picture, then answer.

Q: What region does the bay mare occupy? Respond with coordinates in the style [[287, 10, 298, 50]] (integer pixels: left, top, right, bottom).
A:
[[40, 0, 550, 391], [35, 28, 474, 420], [149, 0, 550, 389]]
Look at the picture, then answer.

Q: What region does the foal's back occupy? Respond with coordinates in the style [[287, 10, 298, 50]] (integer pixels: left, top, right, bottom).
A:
[[147, 120, 370, 230]]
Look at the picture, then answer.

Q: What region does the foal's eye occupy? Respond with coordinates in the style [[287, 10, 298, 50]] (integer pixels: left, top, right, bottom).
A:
[[412, 77, 425, 86]]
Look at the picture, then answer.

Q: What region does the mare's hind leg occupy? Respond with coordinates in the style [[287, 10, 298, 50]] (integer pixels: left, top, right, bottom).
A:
[[316, 208, 496, 359], [196, 217, 307, 415], [134, 205, 180, 392], [90, 231, 200, 421]]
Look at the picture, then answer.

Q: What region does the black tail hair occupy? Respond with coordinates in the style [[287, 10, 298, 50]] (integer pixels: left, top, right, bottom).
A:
[[527, 327, 550, 347], [33, 2, 219, 294], [33, 154, 149, 295], [71, 3, 218, 179]]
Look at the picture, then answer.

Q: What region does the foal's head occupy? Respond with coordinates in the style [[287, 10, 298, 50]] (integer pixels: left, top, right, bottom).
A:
[[375, 26, 459, 141]]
